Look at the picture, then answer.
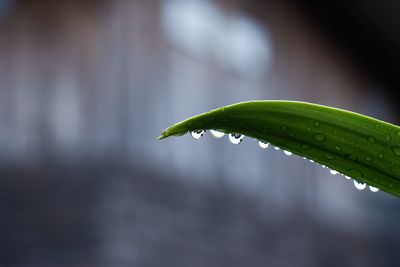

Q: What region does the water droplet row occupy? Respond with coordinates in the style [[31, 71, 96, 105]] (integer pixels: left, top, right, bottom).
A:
[[327, 169, 379, 192], [191, 129, 380, 193], [352, 181, 377, 192]]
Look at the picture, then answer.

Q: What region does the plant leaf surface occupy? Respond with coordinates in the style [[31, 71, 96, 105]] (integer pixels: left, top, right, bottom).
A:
[[159, 101, 400, 197]]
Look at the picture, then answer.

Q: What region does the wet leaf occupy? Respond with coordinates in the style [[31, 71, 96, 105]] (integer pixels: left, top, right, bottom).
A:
[[159, 101, 400, 197]]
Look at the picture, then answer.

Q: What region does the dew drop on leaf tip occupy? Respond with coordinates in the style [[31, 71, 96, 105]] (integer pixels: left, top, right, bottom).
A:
[[229, 133, 244, 145], [258, 141, 269, 149], [191, 130, 205, 140]]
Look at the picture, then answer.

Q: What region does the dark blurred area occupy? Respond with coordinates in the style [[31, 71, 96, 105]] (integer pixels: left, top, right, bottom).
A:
[[0, 0, 400, 266]]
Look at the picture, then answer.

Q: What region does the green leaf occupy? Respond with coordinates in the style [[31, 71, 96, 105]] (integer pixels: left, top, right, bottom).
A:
[[158, 100, 400, 197]]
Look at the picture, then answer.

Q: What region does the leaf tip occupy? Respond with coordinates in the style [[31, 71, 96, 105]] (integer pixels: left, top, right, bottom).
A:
[[157, 133, 167, 140], [157, 128, 172, 140]]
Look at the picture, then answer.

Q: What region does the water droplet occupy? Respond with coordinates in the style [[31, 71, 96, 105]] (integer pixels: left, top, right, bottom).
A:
[[313, 133, 325, 142], [365, 156, 372, 161], [229, 133, 244, 144], [283, 150, 292, 156], [367, 136, 377, 143], [389, 183, 394, 188], [334, 146, 341, 151], [354, 181, 366, 190], [330, 170, 338, 175], [369, 186, 379, 192], [259, 141, 269, 149], [345, 176, 350, 180], [309, 159, 314, 163], [314, 121, 320, 127], [378, 154, 384, 159], [392, 146, 400, 156], [191, 130, 205, 140], [274, 146, 280, 150], [322, 165, 326, 168], [385, 134, 391, 141], [210, 130, 225, 138]]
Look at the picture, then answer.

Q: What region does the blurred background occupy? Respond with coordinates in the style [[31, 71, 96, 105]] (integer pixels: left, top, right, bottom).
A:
[[1, 0, 400, 266]]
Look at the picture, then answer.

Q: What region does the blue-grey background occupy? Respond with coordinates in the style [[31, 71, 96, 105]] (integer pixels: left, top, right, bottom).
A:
[[1, 0, 399, 266]]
